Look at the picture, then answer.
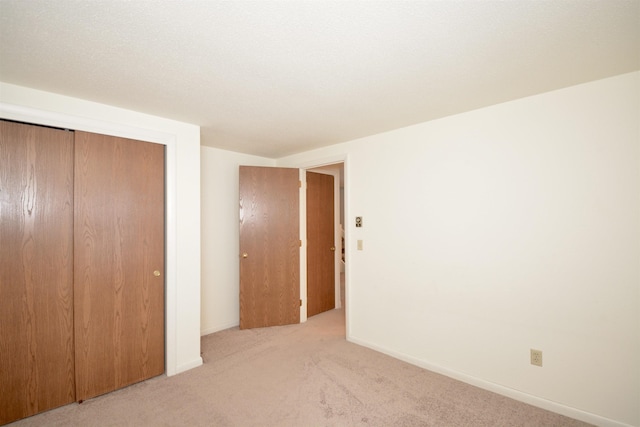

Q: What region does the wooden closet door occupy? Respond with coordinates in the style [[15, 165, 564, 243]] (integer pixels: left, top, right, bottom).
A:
[[74, 131, 165, 401], [0, 121, 75, 424]]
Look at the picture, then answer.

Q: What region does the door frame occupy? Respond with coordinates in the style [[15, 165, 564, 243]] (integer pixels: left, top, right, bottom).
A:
[[306, 167, 342, 312], [0, 103, 182, 376], [289, 155, 349, 337]]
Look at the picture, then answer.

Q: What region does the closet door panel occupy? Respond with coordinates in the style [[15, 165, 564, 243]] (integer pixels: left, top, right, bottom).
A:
[[74, 131, 165, 401], [0, 121, 75, 424]]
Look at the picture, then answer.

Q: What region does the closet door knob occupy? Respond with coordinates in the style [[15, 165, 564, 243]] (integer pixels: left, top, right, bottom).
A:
[[242, 253, 249, 258], [153, 270, 161, 277], [330, 247, 336, 251]]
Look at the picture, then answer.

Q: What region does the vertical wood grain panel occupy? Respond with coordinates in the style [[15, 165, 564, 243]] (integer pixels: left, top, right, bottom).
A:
[[239, 166, 300, 329], [0, 121, 75, 424], [306, 171, 335, 317], [74, 131, 165, 401]]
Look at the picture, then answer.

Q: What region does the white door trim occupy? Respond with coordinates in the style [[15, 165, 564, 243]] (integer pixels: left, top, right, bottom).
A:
[[284, 154, 350, 338]]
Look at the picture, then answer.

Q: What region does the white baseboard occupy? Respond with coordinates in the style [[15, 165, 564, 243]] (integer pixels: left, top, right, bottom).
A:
[[174, 357, 203, 375], [347, 336, 632, 427], [201, 321, 239, 337]]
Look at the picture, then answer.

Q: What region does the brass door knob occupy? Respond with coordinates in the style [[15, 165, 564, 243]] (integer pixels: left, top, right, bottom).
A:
[[242, 253, 248, 258], [153, 270, 161, 277], [330, 247, 336, 251]]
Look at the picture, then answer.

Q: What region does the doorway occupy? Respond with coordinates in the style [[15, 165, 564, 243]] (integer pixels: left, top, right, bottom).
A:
[[237, 160, 347, 331]]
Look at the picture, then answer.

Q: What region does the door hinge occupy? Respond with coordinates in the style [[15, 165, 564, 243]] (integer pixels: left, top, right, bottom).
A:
[[300, 299, 302, 307], [299, 239, 302, 247], [299, 180, 302, 188]]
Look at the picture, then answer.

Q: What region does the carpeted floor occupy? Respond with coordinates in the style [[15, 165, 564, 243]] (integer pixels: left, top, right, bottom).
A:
[[9, 306, 591, 426]]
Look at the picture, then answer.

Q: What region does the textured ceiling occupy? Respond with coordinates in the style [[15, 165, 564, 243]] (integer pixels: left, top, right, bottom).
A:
[[1, 1, 638, 158]]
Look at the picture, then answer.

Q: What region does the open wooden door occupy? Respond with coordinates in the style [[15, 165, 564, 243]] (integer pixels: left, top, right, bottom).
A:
[[306, 171, 335, 317], [239, 166, 300, 329], [74, 131, 165, 401]]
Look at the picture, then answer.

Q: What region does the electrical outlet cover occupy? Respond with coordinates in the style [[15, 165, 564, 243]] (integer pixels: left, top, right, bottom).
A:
[[530, 349, 543, 367]]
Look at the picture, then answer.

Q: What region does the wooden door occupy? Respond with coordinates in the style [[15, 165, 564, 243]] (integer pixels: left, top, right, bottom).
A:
[[0, 121, 75, 424], [74, 131, 165, 401], [239, 166, 300, 329], [306, 171, 335, 317]]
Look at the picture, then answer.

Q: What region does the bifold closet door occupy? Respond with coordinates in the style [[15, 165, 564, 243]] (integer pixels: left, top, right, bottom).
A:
[[73, 131, 165, 401], [0, 121, 75, 424]]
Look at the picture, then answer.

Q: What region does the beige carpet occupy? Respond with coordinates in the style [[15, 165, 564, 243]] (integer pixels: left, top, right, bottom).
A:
[[10, 307, 591, 427]]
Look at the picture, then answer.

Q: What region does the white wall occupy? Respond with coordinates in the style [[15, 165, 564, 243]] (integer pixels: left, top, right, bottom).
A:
[[278, 72, 640, 427], [0, 82, 203, 376], [200, 146, 274, 334]]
